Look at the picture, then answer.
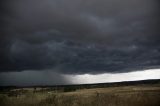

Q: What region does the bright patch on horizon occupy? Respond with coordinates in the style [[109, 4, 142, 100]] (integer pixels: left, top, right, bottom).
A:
[[65, 69, 160, 84]]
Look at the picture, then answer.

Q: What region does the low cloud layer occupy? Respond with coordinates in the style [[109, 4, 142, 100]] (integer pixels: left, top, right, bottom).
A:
[[0, 0, 160, 74], [1, 69, 160, 86]]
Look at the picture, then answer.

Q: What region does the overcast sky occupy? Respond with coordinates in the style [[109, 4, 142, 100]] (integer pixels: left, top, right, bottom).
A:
[[0, 0, 160, 85]]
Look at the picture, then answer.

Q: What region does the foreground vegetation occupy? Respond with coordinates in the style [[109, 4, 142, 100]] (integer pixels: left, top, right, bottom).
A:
[[0, 81, 160, 106]]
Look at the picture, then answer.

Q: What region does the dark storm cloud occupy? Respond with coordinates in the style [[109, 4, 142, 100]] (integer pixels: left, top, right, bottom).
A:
[[0, 0, 160, 74]]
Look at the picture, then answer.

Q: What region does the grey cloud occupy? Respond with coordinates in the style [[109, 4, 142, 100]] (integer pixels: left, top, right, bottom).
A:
[[0, 0, 160, 74]]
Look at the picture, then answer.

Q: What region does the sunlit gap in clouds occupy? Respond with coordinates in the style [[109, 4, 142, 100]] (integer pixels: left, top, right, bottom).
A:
[[0, 69, 160, 86], [65, 69, 160, 84]]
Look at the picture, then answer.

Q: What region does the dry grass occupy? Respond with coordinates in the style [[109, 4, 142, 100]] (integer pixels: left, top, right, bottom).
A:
[[0, 85, 160, 106]]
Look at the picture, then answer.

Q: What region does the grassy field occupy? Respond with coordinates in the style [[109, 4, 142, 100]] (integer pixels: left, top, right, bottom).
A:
[[0, 84, 160, 106]]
